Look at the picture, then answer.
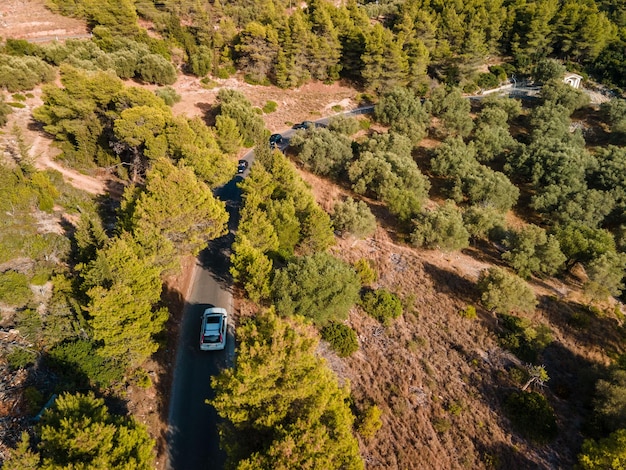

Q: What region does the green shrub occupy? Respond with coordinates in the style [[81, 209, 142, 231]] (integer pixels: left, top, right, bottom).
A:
[[132, 368, 152, 389], [446, 401, 463, 416], [331, 104, 343, 112], [477, 72, 500, 89], [497, 314, 552, 363], [154, 86, 181, 106], [505, 391, 557, 443], [14, 309, 42, 341], [361, 288, 403, 325], [12, 93, 26, 102], [262, 100, 277, 113], [459, 305, 477, 319], [216, 66, 234, 79], [332, 197, 377, 239], [321, 323, 359, 357], [355, 92, 376, 105], [489, 65, 508, 81], [272, 253, 361, 326], [30, 266, 52, 286], [433, 417, 452, 434], [0, 270, 32, 307], [47, 340, 125, 389], [7, 347, 37, 370], [136, 53, 177, 85], [477, 267, 537, 314], [8, 102, 26, 108], [23, 386, 44, 415], [327, 115, 360, 135], [354, 258, 377, 285], [579, 429, 626, 469], [359, 118, 371, 130], [411, 200, 469, 251], [357, 404, 383, 439], [200, 77, 218, 89]]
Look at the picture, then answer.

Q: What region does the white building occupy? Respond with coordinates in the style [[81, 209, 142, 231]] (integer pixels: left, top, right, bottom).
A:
[[563, 73, 583, 89]]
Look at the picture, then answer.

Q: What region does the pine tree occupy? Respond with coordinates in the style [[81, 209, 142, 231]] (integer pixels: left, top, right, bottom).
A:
[[210, 312, 364, 469], [122, 158, 229, 261], [6, 393, 155, 469]]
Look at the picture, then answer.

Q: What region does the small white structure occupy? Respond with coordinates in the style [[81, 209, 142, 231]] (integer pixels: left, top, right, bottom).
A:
[[563, 73, 583, 89]]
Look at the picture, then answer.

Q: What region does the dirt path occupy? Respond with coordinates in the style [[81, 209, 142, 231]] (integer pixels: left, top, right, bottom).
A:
[[30, 134, 106, 195]]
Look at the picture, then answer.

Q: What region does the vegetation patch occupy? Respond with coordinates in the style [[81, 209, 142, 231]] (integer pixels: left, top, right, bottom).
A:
[[321, 322, 359, 357], [505, 391, 557, 443], [360, 288, 403, 325]]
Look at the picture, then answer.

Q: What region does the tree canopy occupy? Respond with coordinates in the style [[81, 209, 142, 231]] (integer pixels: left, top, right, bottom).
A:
[[5, 392, 155, 469], [210, 312, 364, 470]]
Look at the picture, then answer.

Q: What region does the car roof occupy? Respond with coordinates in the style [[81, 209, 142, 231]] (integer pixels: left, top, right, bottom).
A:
[[204, 307, 227, 315]]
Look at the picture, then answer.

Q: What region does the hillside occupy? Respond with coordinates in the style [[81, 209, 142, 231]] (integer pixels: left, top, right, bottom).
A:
[[0, 0, 626, 469]]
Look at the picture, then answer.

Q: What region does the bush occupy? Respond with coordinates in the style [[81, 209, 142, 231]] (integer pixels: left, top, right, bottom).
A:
[[579, 429, 626, 469], [7, 347, 37, 370], [47, 340, 125, 389], [332, 197, 376, 239], [357, 405, 383, 439], [327, 115, 360, 135], [272, 253, 361, 326], [594, 369, 626, 432], [459, 305, 477, 319], [321, 323, 359, 357], [411, 200, 469, 251], [497, 314, 553, 362], [0, 94, 12, 127], [0, 270, 32, 307], [262, 100, 277, 113], [154, 86, 181, 106], [290, 127, 353, 176], [23, 386, 45, 415], [136, 53, 177, 85], [132, 368, 152, 389], [477, 72, 500, 89], [360, 288, 403, 325], [505, 391, 557, 443], [354, 258, 377, 285], [477, 267, 537, 314]]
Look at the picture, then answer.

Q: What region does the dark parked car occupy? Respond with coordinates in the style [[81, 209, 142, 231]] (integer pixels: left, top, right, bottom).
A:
[[237, 159, 248, 174], [269, 134, 283, 147]]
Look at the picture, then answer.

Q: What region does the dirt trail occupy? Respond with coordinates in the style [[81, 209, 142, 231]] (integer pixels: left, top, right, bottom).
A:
[[30, 134, 106, 195]]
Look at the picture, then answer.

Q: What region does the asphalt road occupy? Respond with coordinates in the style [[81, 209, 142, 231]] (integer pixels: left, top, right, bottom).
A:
[[165, 97, 537, 468], [165, 178, 241, 470]]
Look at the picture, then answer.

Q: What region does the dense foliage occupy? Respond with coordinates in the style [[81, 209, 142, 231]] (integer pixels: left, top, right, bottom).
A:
[[5, 392, 155, 469], [321, 322, 359, 357], [505, 391, 558, 443], [272, 253, 361, 326], [477, 267, 537, 314], [210, 313, 364, 469]]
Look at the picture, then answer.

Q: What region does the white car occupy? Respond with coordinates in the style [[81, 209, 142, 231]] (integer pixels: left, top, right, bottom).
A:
[[199, 307, 227, 351]]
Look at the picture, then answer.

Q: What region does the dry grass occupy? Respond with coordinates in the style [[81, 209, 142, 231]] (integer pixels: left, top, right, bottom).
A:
[[298, 168, 625, 469]]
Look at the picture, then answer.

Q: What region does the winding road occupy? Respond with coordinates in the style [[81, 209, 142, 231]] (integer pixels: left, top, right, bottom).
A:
[[163, 91, 542, 468], [163, 106, 375, 470]]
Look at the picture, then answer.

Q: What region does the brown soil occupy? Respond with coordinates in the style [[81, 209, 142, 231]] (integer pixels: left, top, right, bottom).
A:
[[170, 74, 360, 133], [0, 0, 88, 40]]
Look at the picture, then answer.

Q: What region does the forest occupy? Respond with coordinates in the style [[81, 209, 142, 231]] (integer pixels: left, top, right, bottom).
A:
[[0, 0, 626, 468]]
